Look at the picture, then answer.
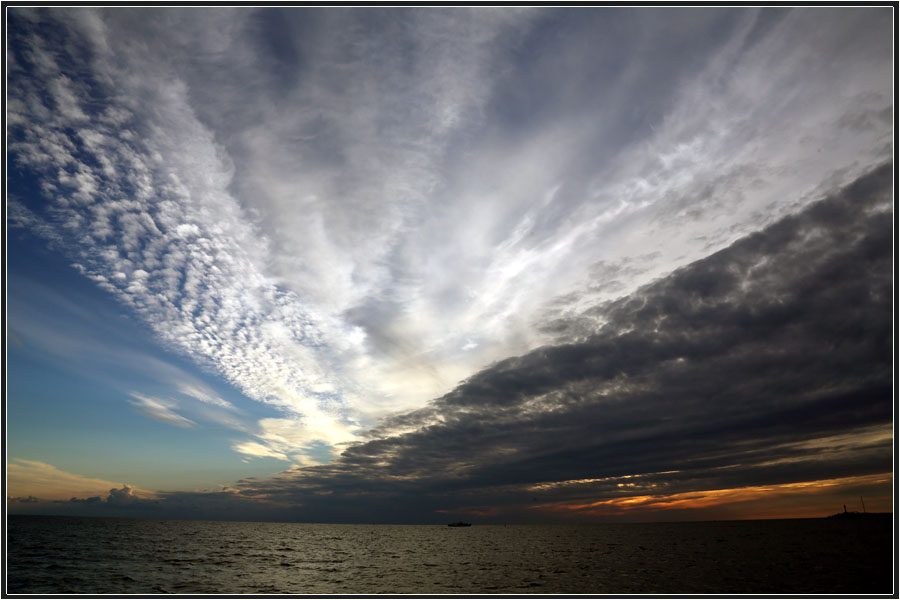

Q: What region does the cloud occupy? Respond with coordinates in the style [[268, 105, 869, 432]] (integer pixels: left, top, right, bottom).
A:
[[145, 488, 298, 522], [6, 7, 893, 469], [529, 473, 894, 520], [105, 484, 150, 506], [7, 8, 374, 460], [232, 441, 288, 461], [7, 459, 154, 502], [7, 259, 253, 435], [8, 496, 40, 504], [234, 417, 354, 465], [173, 383, 234, 410], [51, 485, 159, 513], [8, 154, 890, 526], [129, 393, 196, 428], [63, 495, 103, 504], [221, 164, 892, 521]]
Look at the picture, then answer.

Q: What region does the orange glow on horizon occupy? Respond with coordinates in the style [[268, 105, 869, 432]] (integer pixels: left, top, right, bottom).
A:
[[530, 473, 893, 519]]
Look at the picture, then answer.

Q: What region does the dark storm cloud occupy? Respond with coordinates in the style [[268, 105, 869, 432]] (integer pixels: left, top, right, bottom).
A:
[[225, 163, 892, 520]]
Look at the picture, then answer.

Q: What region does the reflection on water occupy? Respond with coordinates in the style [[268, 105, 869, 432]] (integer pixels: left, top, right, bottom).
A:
[[6, 515, 893, 594]]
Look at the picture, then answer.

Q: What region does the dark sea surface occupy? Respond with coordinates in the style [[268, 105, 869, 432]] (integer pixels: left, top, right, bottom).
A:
[[5, 514, 894, 594]]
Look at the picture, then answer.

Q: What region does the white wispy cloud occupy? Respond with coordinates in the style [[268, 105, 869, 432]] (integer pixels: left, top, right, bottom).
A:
[[176, 382, 235, 411], [7, 7, 892, 464], [129, 393, 196, 428]]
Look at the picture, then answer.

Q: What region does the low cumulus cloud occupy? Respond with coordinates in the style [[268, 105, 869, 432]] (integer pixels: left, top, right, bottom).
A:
[[9, 496, 41, 504], [106, 484, 150, 506], [53, 486, 159, 512], [63, 495, 103, 504]]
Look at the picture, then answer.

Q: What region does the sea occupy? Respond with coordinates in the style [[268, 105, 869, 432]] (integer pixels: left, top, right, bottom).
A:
[[5, 514, 894, 595]]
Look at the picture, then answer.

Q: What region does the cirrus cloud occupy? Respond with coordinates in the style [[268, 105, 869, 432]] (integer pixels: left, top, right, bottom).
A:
[[6, 7, 893, 476]]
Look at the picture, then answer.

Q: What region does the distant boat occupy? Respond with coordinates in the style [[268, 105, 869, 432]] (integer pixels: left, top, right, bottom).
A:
[[447, 521, 471, 527]]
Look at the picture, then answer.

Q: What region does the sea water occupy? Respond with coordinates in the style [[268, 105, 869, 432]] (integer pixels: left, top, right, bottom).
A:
[[5, 514, 893, 594]]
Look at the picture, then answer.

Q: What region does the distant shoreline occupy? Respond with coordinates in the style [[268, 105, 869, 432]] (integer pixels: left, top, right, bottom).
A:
[[825, 511, 892, 520]]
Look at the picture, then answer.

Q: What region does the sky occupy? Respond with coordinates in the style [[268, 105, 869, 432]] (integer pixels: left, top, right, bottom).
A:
[[4, 6, 895, 523]]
